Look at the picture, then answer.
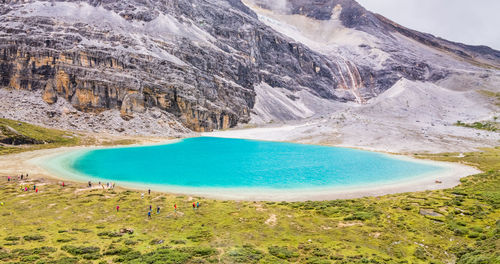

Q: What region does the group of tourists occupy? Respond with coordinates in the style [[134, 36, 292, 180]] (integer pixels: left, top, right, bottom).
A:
[[6, 175, 204, 220], [117, 190, 202, 219], [20, 184, 38, 193], [89, 181, 116, 189], [6, 173, 38, 193], [7, 173, 28, 182]]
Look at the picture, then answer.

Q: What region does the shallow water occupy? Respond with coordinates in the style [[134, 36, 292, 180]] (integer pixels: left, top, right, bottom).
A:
[[62, 137, 445, 189]]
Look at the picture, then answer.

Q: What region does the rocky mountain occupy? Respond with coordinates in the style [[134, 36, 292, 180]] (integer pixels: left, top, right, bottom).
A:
[[0, 0, 499, 135]]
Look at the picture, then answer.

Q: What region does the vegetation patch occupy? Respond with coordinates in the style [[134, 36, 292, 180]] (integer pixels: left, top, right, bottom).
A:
[[61, 245, 100, 255], [268, 246, 299, 259], [0, 118, 80, 155], [97, 231, 123, 238], [455, 120, 498, 132], [227, 245, 264, 263], [23, 234, 45, 241]]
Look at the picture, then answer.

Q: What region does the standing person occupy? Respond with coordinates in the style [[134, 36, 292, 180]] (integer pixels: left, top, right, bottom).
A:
[[156, 206, 160, 214], [148, 210, 151, 219], [35, 188, 38, 193], [20, 174, 23, 180], [26, 174, 28, 179], [174, 204, 177, 212], [33, 185, 36, 191], [149, 205, 152, 211], [7, 176, 10, 182], [88, 181, 92, 188], [116, 205, 120, 212], [62, 182, 65, 187], [148, 189, 151, 195], [196, 202, 200, 209], [192, 202, 196, 210]]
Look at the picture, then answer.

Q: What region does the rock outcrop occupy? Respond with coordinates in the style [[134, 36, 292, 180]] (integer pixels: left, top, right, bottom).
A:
[[0, 0, 498, 133]]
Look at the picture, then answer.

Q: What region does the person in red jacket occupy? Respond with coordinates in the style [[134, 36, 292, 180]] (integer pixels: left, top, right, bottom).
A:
[[116, 205, 120, 212]]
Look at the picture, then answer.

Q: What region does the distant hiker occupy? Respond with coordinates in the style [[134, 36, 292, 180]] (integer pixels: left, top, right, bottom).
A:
[[192, 202, 196, 209], [196, 202, 200, 209], [148, 189, 151, 195], [99, 181, 101, 185], [25, 187, 28, 192], [7, 176, 10, 182], [21, 174, 23, 180], [116, 205, 120, 212], [174, 204, 177, 212], [35, 188, 38, 193], [26, 174, 28, 179], [107, 182, 109, 188], [156, 206, 160, 214], [148, 211, 151, 219], [149, 205, 152, 211], [33, 185, 36, 191], [62, 182, 65, 187], [88, 181, 92, 188]]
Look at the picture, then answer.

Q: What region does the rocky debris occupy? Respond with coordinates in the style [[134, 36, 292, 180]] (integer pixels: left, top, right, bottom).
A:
[[419, 209, 443, 217], [0, 89, 192, 137], [119, 228, 134, 234]]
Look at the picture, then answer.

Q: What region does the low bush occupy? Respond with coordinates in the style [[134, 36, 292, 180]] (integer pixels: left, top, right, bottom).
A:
[[0, 251, 12, 260], [61, 245, 100, 255], [344, 211, 374, 221], [113, 250, 142, 262], [124, 248, 190, 263], [98, 231, 123, 238], [170, 239, 186, 245], [124, 239, 138, 246], [228, 245, 264, 263], [268, 246, 299, 260], [104, 247, 133, 256], [179, 247, 216, 257], [23, 234, 45, 241], [186, 229, 212, 242], [12, 247, 56, 256]]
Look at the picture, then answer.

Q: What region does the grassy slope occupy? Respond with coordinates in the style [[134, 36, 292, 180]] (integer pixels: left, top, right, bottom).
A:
[[0, 122, 498, 264], [0, 118, 80, 155]]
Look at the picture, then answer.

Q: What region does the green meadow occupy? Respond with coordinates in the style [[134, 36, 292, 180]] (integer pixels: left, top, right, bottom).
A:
[[0, 119, 498, 264]]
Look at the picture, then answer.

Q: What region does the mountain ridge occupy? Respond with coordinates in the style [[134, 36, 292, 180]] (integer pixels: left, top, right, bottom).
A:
[[0, 0, 498, 137]]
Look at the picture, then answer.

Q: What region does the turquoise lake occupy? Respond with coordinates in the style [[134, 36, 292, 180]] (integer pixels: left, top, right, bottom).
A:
[[62, 137, 446, 189]]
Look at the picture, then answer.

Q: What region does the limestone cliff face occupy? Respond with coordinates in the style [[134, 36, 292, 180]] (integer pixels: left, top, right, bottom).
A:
[[0, 0, 498, 133], [0, 45, 249, 131]]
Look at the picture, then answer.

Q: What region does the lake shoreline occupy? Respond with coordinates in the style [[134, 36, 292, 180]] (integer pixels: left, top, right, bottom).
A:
[[0, 136, 481, 201]]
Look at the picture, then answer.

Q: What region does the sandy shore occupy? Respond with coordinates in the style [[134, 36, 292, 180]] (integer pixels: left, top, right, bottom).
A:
[[0, 130, 482, 201]]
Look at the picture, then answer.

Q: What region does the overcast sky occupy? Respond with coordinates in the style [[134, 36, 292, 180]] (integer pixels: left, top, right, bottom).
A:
[[356, 0, 500, 50]]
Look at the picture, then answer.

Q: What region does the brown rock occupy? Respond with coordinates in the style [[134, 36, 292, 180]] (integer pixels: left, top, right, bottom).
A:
[[42, 80, 57, 104]]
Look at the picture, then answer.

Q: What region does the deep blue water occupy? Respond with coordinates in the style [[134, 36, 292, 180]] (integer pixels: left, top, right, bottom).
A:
[[69, 137, 444, 189]]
